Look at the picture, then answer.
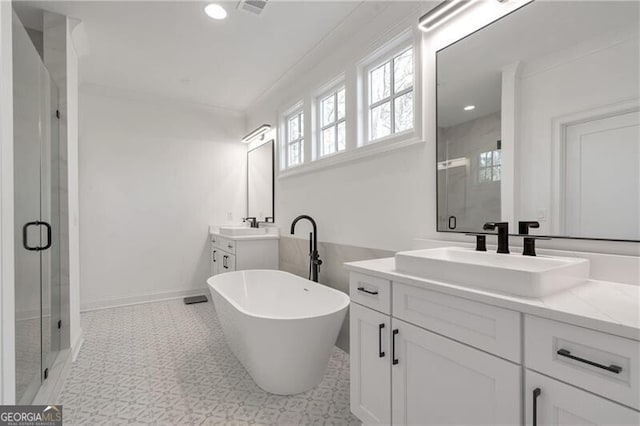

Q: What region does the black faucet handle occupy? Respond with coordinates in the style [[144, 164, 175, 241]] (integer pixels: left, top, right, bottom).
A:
[[518, 221, 540, 235], [483, 221, 509, 232], [522, 236, 551, 256], [465, 233, 487, 252]]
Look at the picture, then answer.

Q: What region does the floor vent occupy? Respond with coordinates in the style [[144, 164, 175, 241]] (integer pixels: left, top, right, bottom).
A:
[[238, 0, 268, 16]]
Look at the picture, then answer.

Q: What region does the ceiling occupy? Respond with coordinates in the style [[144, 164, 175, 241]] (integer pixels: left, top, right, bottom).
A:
[[14, 0, 366, 111], [437, 0, 640, 128]]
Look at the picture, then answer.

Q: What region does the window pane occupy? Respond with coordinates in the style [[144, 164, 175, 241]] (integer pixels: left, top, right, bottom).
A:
[[321, 95, 335, 127], [337, 88, 346, 120], [370, 61, 391, 104], [493, 166, 502, 181], [321, 126, 335, 156], [288, 115, 299, 141], [337, 121, 346, 152], [289, 141, 301, 166], [370, 101, 391, 141], [300, 113, 304, 135], [394, 48, 414, 93], [394, 91, 413, 133], [493, 150, 502, 165]]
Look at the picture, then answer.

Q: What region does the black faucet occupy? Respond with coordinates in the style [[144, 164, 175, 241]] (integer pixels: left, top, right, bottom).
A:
[[483, 222, 510, 254], [256, 217, 274, 228], [242, 217, 258, 228], [518, 221, 540, 235], [290, 215, 322, 282]]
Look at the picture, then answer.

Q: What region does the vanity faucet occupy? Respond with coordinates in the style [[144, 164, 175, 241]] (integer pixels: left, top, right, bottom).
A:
[[483, 222, 510, 254], [242, 217, 258, 228], [518, 221, 540, 235]]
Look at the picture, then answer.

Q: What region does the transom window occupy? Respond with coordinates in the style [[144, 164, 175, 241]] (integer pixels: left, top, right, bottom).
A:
[[368, 46, 414, 142], [286, 110, 304, 167], [319, 86, 346, 157], [479, 149, 502, 182]]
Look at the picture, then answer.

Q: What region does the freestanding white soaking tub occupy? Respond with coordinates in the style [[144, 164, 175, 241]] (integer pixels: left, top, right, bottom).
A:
[[207, 270, 350, 395]]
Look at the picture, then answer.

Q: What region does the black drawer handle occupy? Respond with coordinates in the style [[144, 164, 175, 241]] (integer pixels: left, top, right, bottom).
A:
[[378, 323, 385, 358], [557, 349, 622, 374], [392, 329, 399, 365], [532, 387, 541, 426], [357, 287, 378, 295]]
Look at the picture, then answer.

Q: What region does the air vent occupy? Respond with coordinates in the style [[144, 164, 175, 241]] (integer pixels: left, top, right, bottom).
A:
[[238, 0, 268, 15]]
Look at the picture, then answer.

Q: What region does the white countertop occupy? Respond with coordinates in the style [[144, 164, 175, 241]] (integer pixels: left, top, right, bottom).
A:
[[345, 257, 640, 341], [208, 225, 280, 240]]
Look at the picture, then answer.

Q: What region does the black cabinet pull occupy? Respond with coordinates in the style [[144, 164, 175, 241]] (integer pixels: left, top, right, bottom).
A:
[[392, 329, 399, 365], [357, 287, 378, 295], [378, 323, 385, 358], [532, 387, 541, 426], [212, 250, 217, 262], [557, 349, 622, 374]]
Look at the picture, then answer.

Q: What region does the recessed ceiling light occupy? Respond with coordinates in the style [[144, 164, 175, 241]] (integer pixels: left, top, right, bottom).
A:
[[205, 3, 227, 20], [464, 105, 476, 111]]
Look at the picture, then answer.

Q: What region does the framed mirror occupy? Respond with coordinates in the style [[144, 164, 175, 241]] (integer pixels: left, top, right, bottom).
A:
[[436, 0, 639, 241], [247, 140, 274, 222]]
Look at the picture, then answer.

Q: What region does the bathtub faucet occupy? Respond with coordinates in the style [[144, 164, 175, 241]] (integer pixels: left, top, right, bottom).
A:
[[290, 215, 322, 283]]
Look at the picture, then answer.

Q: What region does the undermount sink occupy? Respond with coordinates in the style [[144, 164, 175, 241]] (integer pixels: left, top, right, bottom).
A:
[[218, 226, 267, 236], [394, 247, 590, 298]]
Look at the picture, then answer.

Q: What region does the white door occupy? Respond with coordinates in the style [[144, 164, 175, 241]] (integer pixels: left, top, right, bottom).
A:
[[391, 318, 521, 426], [525, 370, 640, 426], [564, 110, 640, 239], [349, 303, 391, 425]]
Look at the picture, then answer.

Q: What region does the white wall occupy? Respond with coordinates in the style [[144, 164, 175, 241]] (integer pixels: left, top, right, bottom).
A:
[[0, 0, 16, 405], [79, 85, 247, 309]]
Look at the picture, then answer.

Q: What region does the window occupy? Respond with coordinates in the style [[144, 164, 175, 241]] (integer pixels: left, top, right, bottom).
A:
[[285, 109, 304, 167], [478, 149, 501, 182], [368, 46, 414, 142], [318, 86, 346, 157]]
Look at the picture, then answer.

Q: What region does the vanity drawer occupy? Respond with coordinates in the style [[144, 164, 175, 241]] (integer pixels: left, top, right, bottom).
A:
[[393, 283, 521, 362], [349, 272, 391, 315], [525, 315, 640, 410], [214, 236, 236, 254]]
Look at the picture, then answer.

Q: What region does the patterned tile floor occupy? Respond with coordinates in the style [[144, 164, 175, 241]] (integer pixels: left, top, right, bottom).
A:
[[57, 299, 360, 425]]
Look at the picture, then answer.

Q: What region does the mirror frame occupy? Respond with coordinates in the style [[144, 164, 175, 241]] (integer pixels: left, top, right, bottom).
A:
[[434, 3, 640, 243], [247, 139, 275, 222]]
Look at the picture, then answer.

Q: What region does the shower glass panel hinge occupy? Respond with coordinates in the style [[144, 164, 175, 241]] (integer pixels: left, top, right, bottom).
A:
[[57, 320, 62, 329], [44, 368, 49, 380], [56, 110, 60, 119]]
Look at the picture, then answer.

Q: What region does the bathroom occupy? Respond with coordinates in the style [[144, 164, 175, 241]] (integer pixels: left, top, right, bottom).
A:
[[0, 0, 638, 424]]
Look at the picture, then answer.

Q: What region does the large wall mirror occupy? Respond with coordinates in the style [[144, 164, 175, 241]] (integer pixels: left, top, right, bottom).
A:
[[247, 140, 274, 222], [437, 0, 639, 241]]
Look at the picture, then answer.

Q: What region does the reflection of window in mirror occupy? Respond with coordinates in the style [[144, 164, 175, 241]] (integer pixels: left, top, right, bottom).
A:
[[478, 149, 501, 183]]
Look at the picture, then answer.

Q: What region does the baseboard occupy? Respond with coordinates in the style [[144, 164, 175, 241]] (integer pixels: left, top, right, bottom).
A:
[[80, 288, 210, 312]]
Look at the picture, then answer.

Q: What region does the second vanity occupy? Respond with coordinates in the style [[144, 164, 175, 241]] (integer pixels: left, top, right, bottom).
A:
[[345, 249, 640, 425], [209, 225, 279, 276]]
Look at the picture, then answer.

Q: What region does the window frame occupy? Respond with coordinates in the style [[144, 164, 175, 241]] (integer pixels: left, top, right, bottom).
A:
[[362, 39, 416, 146], [282, 105, 304, 170], [478, 149, 502, 183], [315, 82, 346, 160]]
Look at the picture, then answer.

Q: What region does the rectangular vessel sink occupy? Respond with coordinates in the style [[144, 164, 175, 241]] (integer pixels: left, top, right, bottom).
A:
[[394, 247, 590, 298], [219, 226, 267, 236]]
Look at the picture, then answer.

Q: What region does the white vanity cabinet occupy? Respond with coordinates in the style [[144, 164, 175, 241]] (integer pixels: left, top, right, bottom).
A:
[[348, 269, 640, 426], [349, 272, 521, 426], [210, 232, 278, 276]]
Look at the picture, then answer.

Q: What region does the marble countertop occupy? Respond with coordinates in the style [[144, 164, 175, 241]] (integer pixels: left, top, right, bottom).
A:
[[208, 225, 280, 240], [344, 257, 640, 341]]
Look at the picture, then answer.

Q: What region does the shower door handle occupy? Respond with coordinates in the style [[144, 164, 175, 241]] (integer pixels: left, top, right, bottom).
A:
[[23, 221, 51, 251]]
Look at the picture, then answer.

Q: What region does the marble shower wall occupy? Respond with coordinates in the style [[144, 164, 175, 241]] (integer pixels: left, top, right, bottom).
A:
[[279, 236, 395, 353]]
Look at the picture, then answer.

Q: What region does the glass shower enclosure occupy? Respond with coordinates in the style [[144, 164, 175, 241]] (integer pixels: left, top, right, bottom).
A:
[[13, 11, 63, 404]]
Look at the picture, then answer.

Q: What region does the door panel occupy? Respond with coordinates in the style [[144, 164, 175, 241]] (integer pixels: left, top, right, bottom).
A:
[[391, 318, 521, 426], [350, 303, 391, 425], [564, 110, 640, 239]]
